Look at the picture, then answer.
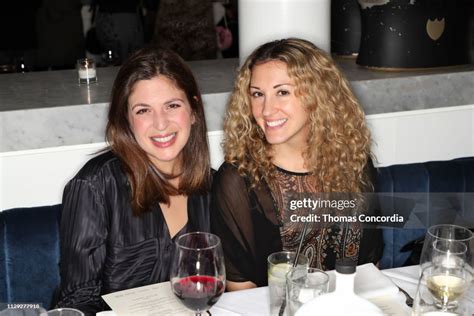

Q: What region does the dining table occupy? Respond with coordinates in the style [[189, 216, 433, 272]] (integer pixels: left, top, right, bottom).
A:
[[209, 264, 471, 316], [100, 264, 474, 316]]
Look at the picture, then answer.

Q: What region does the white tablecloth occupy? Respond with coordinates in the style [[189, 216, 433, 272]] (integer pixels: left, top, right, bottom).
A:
[[211, 265, 422, 316], [100, 264, 473, 315]]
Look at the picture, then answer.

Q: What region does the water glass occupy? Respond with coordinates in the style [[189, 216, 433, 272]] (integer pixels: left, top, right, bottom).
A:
[[268, 251, 308, 316], [286, 267, 329, 316], [47, 308, 84, 316], [0, 307, 48, 316]]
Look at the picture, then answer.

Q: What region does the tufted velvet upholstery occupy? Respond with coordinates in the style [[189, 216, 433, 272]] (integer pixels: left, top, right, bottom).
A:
[[0, 205, 61, 309], [376, 157, 474, 269]]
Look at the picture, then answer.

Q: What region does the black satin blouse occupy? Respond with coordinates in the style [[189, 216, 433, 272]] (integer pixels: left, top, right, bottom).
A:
[[55, 151, 211, 315]]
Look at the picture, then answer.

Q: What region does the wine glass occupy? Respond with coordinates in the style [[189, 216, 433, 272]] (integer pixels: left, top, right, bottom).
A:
[[431, 240, 470, 309], [431, 239, 468, 270], [413, 264, 472, 315], [420, 224, 473, 272], [101, 49, 120, 66], [170, 232, 226, 316]]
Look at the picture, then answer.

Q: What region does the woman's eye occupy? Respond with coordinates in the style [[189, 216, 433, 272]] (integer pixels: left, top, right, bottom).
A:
[[135, 108, 149, 115], [166, 103, 182, 110], [277, 90, 290, 96], [251, 91, 263, 98]]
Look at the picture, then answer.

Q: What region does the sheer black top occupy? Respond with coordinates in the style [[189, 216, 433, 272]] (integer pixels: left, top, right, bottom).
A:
[[56, 151, 211, 315], [211, 162, 383, 287]]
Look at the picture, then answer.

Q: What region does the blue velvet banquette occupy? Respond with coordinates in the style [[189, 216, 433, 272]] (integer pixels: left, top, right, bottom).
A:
[[1, 158, 473, 309]]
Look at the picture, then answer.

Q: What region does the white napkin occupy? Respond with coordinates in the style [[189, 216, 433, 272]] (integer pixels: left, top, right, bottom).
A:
[[97, 307, 239, 316], [96, 312, 116, 316], [327, 263, 400, 299], [212, 286, 269, 315], [210, 306, 242, 315], [381, 264, 420, 286]]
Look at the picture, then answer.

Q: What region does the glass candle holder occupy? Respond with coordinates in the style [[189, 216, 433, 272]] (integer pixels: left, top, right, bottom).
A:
[[77, 58, 97, 84]]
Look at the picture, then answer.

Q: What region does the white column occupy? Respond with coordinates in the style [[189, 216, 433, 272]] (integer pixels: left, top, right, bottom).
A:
[[238, 0, 331, 63]]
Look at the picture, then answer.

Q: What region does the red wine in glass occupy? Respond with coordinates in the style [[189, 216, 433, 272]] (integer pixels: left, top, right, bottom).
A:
[[173, 275, 225, 311], [170, 232, 226, 315]]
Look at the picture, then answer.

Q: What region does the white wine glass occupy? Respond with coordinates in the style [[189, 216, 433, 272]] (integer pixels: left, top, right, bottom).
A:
[[420, 225, 473, 272], [430, 240, 470, 310], [413, 264, 472, 315], [170, 232, 226, 316], [431, 239, 468, 270]]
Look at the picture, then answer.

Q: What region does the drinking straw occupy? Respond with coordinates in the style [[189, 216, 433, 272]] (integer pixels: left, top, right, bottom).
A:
[[294, 221, 309, 268]]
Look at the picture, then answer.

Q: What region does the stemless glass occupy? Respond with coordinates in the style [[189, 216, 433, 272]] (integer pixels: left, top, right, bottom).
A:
[[267, 251, 308, 316], [420, 225, 473, 271], [47, 308, 84, 316], [413, 264, 472, 315], [170, 232, 226, 316], [286, 267, 329, 316], [76, 58, 97, 84]]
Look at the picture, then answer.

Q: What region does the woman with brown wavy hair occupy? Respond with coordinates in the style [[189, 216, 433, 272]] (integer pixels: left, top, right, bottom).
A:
[[211, 38, 383, 291], [56, 46, 212, 314]]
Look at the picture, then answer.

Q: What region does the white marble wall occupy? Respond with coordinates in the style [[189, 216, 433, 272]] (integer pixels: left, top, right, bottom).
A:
[[2, 103, 109, 152], [2, 104, 473, 210], [1, 93, 230, 152]]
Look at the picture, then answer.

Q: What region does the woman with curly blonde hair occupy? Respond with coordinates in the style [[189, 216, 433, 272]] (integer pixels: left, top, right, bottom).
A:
[[211, 38, 383, 291]]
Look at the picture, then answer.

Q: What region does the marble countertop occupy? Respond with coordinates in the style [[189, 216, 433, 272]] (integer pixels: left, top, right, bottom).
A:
[[1, 57, 474, 152], [0, 58, 239, 112], [2, 58, 474, 113]]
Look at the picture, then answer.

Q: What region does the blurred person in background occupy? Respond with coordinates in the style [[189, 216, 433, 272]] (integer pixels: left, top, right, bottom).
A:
[[93, 0, 145, 65], [215, 0, 238, 58], [154, 0, 217, 61], [36, 0, 85, 70]]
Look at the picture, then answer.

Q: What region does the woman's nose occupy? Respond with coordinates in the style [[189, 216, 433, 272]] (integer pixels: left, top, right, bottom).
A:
[[154, 110, 169, 130], [262, 96, 277, 117]]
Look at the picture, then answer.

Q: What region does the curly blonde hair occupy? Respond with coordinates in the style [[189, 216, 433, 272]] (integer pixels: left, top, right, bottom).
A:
[[224, 38, 372, 192]]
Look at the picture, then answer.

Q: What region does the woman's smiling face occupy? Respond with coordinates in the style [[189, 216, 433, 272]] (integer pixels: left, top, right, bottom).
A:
[[249, 60, 310, 150], [128, 75, 195, 173]]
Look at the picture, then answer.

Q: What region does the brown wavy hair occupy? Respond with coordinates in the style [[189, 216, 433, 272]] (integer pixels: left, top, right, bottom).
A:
[[224, 38, 372, 192], [106, 46, 211, 215]]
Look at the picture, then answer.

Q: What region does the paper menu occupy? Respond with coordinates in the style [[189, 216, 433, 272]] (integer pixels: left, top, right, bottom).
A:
[[369, 293, 412, 316], [102, 282, 189, 316]]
